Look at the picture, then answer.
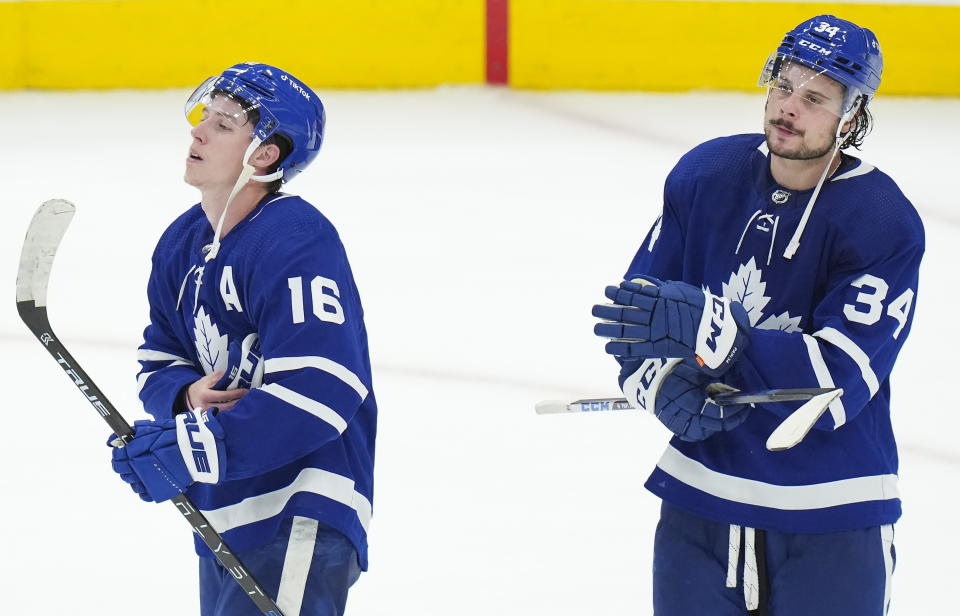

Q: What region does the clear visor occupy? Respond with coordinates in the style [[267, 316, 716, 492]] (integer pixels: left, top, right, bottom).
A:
[[184, 75, 279, 138], [758, 53, 862, 119]]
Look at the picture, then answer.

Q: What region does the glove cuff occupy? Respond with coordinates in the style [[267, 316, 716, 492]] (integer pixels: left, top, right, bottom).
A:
[[621, 358, 683, 413], [213, 332, 264, 391], [175, 409, 224, 484], [695, 292, 751, 376]]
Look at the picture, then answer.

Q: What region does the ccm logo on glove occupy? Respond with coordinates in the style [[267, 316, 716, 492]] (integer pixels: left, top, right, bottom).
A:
[[622, 358, 683, 413], [697, 293, 741, 371]]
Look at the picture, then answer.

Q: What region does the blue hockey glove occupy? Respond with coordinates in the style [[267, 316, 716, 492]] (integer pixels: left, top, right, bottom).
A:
[[593, 277, 751, 376], [110, 409, 226, 503], [212, 332, 264, 391], [619, 357, 751, 442]]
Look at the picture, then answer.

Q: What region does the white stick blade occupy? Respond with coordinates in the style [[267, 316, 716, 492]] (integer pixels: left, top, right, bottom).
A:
[[766, 389, 843, 451], [535, 400, 571, 414], [16, 199, 76, 306]]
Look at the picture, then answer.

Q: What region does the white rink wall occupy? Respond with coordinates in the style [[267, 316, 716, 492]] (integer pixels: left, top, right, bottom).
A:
[[0, 88, 956, 614]]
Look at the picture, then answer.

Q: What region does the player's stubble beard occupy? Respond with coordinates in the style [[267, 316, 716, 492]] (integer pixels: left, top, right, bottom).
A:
[[765, 117, 838, 161]]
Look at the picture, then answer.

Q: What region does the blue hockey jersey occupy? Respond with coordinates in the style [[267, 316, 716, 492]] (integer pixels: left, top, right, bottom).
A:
[[629, 134, 924, 533], [136, 193, 376, 568]]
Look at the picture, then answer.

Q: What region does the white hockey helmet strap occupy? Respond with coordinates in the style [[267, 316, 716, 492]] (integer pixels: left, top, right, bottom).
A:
[[782, 117, 848, 260], [206, 137, 280, 262]]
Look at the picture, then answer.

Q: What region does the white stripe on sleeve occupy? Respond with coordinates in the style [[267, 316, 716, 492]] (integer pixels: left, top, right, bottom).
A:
[[137, 349, 193, 363], [136, 359, 193, 393], [261, 383, 349, 433], [802, 334, 846, 428], [813, 327, 880, 397], [265, 356, 368, 400]]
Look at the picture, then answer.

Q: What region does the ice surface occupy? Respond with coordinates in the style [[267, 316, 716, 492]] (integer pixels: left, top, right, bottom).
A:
[[0, 87, 955, 614]]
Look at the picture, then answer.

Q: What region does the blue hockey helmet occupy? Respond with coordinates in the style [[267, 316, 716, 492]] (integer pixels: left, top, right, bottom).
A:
[[759, 15, 883, 118], [185, 62, 325, 183]]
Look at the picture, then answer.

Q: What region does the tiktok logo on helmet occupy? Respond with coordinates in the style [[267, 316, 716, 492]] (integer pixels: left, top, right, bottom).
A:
[[191, 62, 326, 184], [280, 74, 311, 101]]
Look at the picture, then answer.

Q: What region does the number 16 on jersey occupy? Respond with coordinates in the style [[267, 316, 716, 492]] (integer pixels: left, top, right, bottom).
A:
[[287, 275, 345, 324]]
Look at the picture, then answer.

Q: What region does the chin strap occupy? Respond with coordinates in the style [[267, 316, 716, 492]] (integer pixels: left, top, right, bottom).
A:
[[781, 142, 839, 260], [205, 138, 285, 262], [782, 105, 858, 260]]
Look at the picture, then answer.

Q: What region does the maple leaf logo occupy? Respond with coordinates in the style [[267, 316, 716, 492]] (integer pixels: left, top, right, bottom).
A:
[[712, 258, 804, 333], [720, 258, 770, 326], [193, 306, 228, 375], [757, 312, 803, 332]]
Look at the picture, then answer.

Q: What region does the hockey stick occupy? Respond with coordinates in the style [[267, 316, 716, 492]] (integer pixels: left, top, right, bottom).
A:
[[16, 200, 285, 616], [536, 387, 842, 451], [535, 388, 836, 414], [765, 388, 842, 451]]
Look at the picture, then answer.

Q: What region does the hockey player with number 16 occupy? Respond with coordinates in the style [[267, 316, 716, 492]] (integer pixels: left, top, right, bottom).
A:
[[109, 63, 376, 616], [592, 16, 923, 615]]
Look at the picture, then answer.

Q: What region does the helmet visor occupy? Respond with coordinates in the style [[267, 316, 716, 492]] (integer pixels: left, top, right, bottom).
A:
[[758, 53, 863, 119], [184, 75, 279, 139]]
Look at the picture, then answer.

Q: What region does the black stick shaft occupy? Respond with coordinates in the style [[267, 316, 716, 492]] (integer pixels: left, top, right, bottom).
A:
[[18, 302, 285, 616]]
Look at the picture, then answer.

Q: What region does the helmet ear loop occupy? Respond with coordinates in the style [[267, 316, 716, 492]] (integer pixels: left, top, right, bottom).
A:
[[247, 140, 285, 183], [836, 95, 864, 145]]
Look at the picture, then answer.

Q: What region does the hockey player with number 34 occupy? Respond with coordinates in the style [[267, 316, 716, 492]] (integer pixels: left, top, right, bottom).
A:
[[109, 63, 376, 616], [592, 16, 923, 616]]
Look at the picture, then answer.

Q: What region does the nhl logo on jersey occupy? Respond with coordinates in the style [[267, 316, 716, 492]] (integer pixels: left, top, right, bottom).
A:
[[771, 189, 791, 204]]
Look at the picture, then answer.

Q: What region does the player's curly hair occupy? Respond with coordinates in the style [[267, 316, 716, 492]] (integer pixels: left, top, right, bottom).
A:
[[839, 100, 873, 151]]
